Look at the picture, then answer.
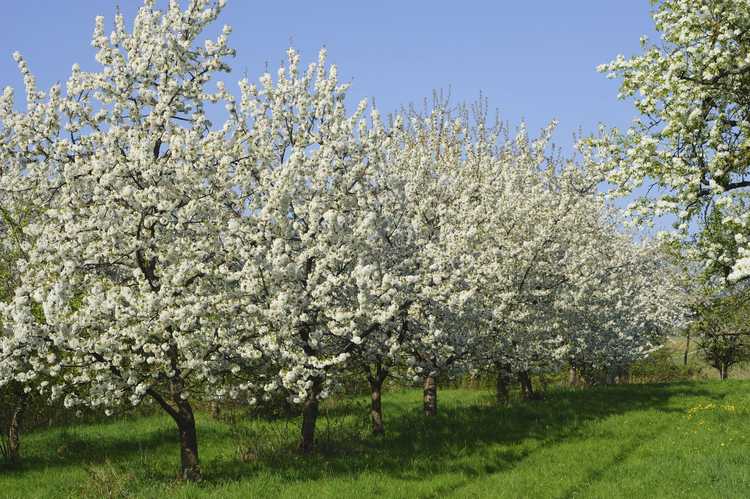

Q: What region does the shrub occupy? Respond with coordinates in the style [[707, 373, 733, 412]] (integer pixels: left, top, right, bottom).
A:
[[630, 348, 703, 384]]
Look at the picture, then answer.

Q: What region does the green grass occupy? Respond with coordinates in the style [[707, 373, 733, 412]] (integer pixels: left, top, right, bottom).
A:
[[663, 336, 750, 380], [2, 381, 750, 498]]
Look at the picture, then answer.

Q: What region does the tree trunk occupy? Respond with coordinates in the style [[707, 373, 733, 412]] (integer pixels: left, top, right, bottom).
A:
[[148, 377, 201, 481], [174, 398, 201, 481], [519, 371, 535, 401], [210, 401, 221, 419], [299, 378, 322, 454], [683, 331, 690, 366], [145, 342, 202, 481], [569, 366, 579, 387], [605, 370, 615, 385], [495, 366, 511, 404], [6, 390, 26, 464], [720, 364, 729, 380], [368, 366, 388, 435], [618, 366, 631, 385], [423, 374, 437, 417]]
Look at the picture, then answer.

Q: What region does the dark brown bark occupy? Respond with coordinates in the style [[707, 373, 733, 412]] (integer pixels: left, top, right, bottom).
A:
[[518, 371, 535, 401], [147, 366, 201, 482], [175, 399, 201, 481], [423, 374, 437, 417], [299, 378, 322, 454], [6, 390, 26, 464], [683, 331, 690, 366], [368, 365, 388, 435], [148, 389, 201, 481], [495, 366, 511, 405]]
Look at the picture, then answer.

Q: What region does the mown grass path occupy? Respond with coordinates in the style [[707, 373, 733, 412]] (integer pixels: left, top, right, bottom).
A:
[[2, 381, 749, 498]]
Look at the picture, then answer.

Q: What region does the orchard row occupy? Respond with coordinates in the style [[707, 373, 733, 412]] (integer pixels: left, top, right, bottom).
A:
[[0, 0, 686, 480]]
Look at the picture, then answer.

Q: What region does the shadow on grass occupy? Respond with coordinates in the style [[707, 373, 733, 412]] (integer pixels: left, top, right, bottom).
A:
[[0, 416, 243, 477], [0, 424, 174, 473], [205, 382, 721, 485], [1, 382, 726, 489]]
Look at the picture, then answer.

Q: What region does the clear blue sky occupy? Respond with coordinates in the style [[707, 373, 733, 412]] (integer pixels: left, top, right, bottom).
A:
[[1, 1, 657, 154]]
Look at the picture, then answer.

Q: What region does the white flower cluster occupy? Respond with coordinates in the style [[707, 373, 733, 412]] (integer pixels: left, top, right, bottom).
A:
[[587, 0, 750, 285], [0, 0, 686, 472]]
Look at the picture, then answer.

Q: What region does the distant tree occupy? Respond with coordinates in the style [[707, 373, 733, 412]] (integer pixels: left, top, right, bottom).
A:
[[671, 207, 750, 370], [461, 118, 684, 400], [692, 293, 750, 379]]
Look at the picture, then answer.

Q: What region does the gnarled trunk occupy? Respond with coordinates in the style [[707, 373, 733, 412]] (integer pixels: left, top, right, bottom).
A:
[[495, 365, 511, 405], [148, 368, 201, 481], [423, 374, 437, 417], [368, 365, 388, 435], [174, 398, 200, 481], [299, 378, 322, 454], [6, 389, 26, 464]]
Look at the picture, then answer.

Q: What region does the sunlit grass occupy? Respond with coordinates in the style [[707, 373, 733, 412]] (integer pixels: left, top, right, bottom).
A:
[[2, 381, 749, 498]]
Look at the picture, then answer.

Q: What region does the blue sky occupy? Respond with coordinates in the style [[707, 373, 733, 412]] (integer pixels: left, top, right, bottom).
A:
[[1, 1, 658, 154]]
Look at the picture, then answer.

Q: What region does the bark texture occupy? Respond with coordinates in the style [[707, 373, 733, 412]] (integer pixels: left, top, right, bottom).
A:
[[368, 365, 388, 435], [5, 391, 26, 464], [147, 365, 202, 481], [423, 374, 437, 417], [299, 378, 322, 454], [175, 399, 201, 481]]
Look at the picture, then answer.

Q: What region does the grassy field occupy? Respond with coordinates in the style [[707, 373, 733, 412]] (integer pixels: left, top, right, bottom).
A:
[[663, 336, 750, 381], [2, 381, 750, 498]]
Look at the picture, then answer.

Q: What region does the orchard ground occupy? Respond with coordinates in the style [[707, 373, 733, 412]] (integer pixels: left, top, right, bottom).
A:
[[2, 379, 749, 498]]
